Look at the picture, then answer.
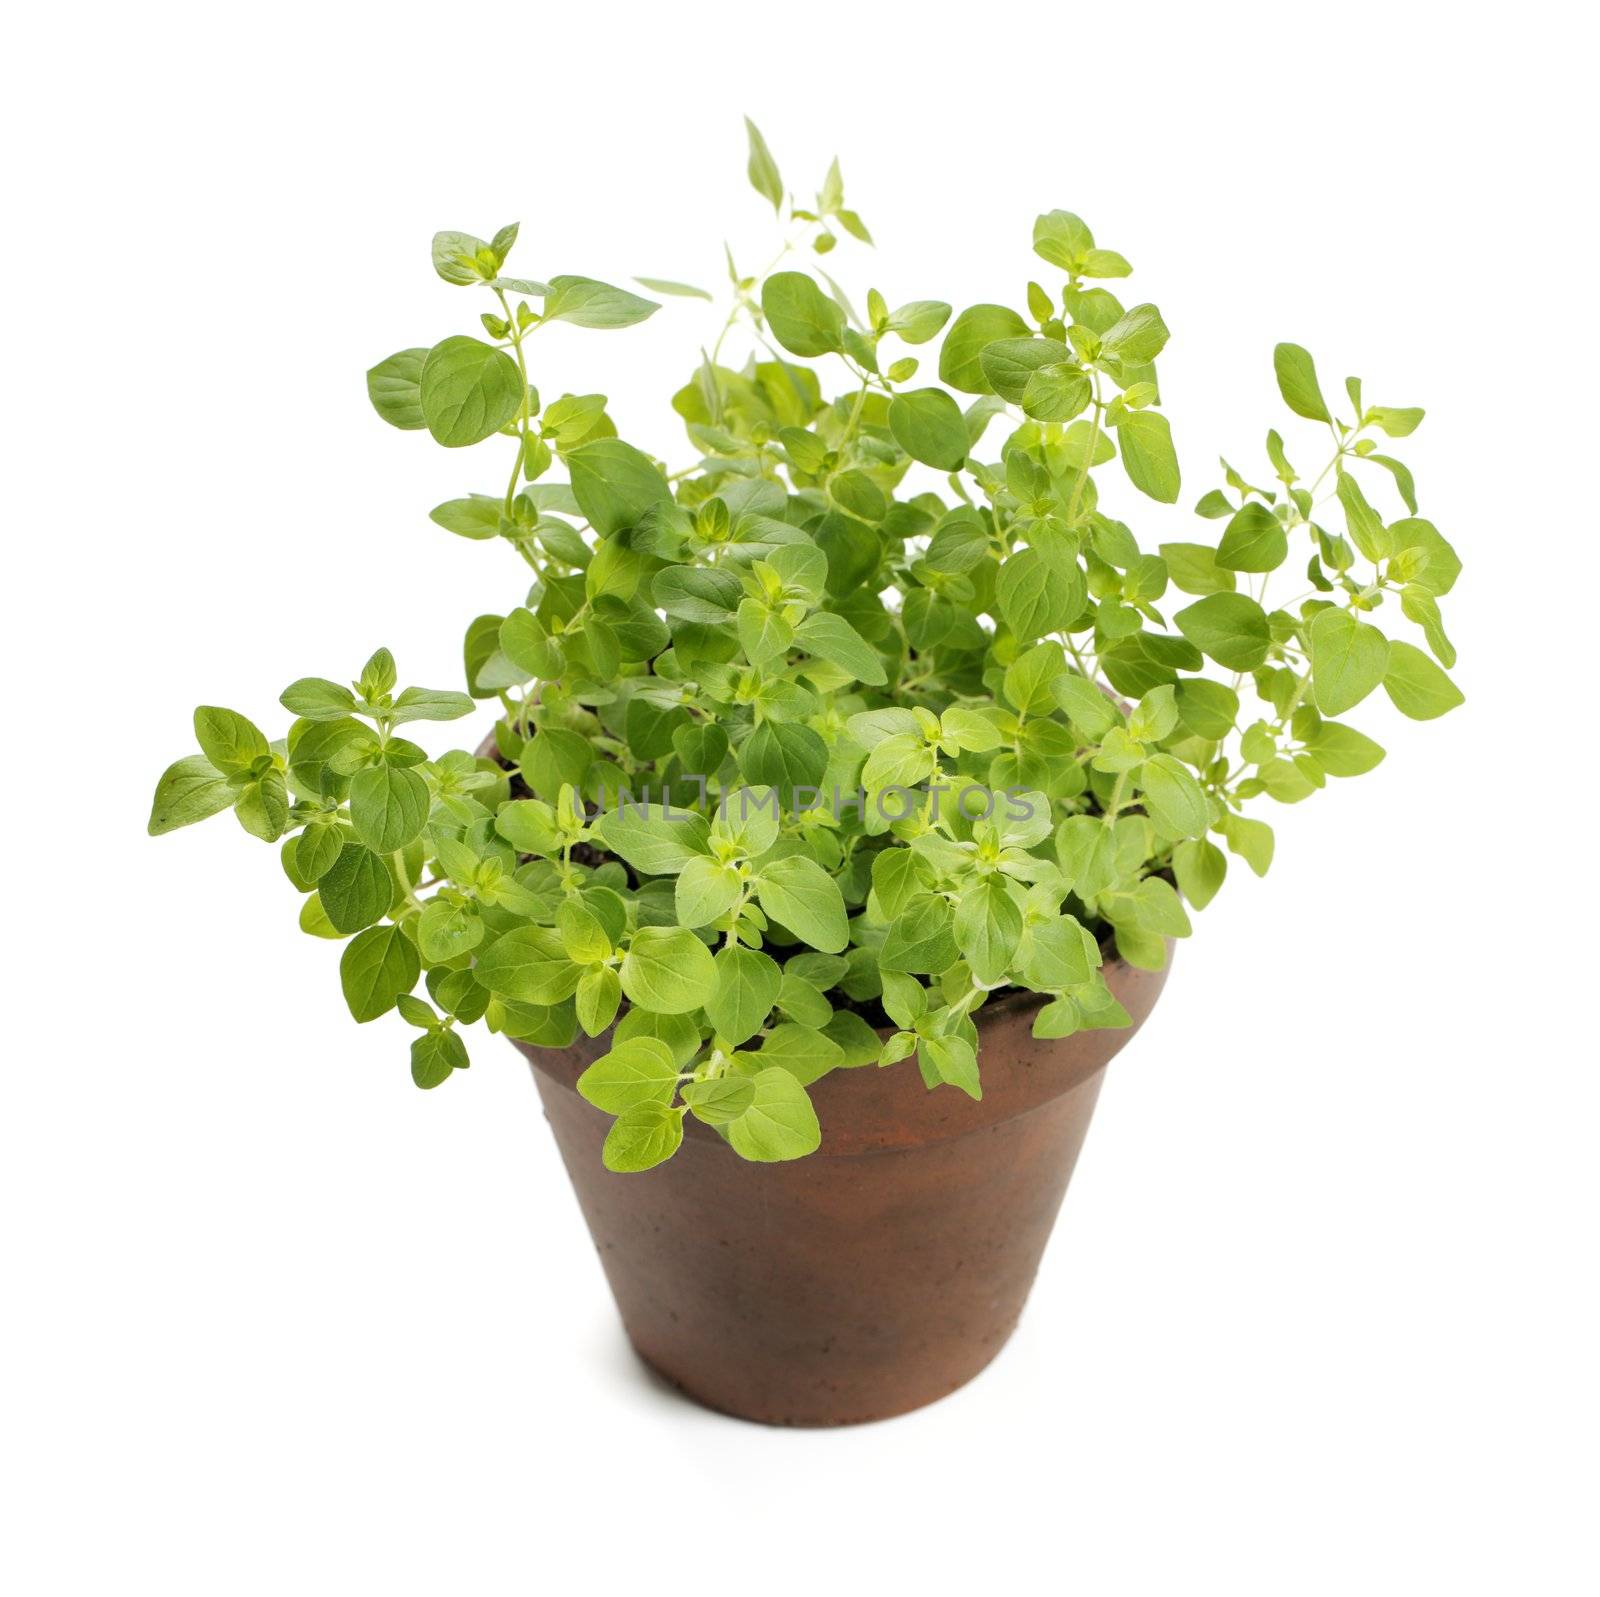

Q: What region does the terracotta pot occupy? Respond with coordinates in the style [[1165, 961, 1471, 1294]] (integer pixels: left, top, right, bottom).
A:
[[512, 956, 1170, 1425]]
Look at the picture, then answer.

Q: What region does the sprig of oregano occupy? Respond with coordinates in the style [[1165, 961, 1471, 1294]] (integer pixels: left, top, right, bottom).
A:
[[152, 119, 1463, 1171]]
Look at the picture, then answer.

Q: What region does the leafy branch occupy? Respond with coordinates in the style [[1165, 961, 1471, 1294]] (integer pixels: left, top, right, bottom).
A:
[[151, 121, 1463, 1171]]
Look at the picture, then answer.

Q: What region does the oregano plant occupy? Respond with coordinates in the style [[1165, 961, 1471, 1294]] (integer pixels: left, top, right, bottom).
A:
[[151, 122, 1463, 1172]]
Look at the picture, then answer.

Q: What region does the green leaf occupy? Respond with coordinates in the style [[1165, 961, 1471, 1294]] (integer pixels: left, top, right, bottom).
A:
[[682, 1074, 755, 1125], [1389, 518, 1460, 596], [1092, 727, 1144, 774], [389, 687, 475, 725], [1021, 363, 1093, 423], [1218, 814, 1275, 877], [1100, 302, 1169, 365], [566, 438, 671, 536], [419, 336, 523, 448], [340, 924, 420, 1023], [725, 1068, 821, 1162], [1309, 607, 1390, 715], [979, 338, 1077, 404], [1172, 838, 1227, 910], [603, 1102, 684, 1172], [652, 564, 742, 623], [1215, 502, 1287, 573], [359, 649, 397, 700], [575, 966, 622, 1036], [1367, 405, 1424, 437], [743, 116, 784, 212], [348, 764, 430, 853], [831, 469, 887, 522], [233, 772, 290, 842], [474, 926, 583, 1004], [846, 708, 920, 750], [615, 1009, 700, 1067], [997, 549, 1085, 641], [193, 706, 268, 775], [919, 1033, 981, 1100], [676, 855, 742, 927], [1128, 686, 1180, 744], [1397, 582, 1454, 666], [1004, 640, 1068, 716], [776, 973, 832, 1027], [634, 277, 712, 301], [623, 696, 690, 764], [941, 706, 1004, 753], [761, 272, 845, 357], [885, 300, 951, 344], [592, 806, 710, 874], [1160, 542, 1236, 596], [1119, 875, 1191, 938], [1273, 342, 1332, 423], [1057, 419, 1115, 470], [418, 898, 483, 963], [737, 598, 793, 666], [740, 721, 828, 808], [880, 895, 959, 975], [1365, 453, 1417, 515], [1053, 674, 1118, 738], [711, 785, 781, 859], [366, 348, 428, 430], [620, 926, 717, 1013], [1305, 721, 1386, 776], [954, 878, 1023, 985], [823, 1011, 881, 1067], [1113, 410, 1180, 502], [880, 972, 927, 1031], [1382, 640, 1464, 720], [557, 900, 612, 963], [491, 223, 520, 263], [938, 304, 1031, 394], [576, 1036, 679, 1113], [541, 275, 658, 329], [793, 611, 886, 685], [292, 824, 344, 885], [707, 944, 781, 1045], [411, 1028, 467, 1089], [1175, 594, 1271, 671], [148, 755, 233, 835], [871, 848, 926, 921], [519, 728, 593, 800], [318, 843, 394, 935], [280, 678, 358, 720], [1336, 471, 1390, 562], [1033, 999, 1081, 1040], [1032, 209, 1095, 271], [1139, 753, 1210, 838], [755, 855, 848, 953], [1083, 250, 1131, 278], [754, 1022, 843, 1087], [1175, 680, 1240, 740], [493, 276, 550, 297], [887, 388, 968, 469], [431, 230, 493, 285], [862, 732, 933, 790]]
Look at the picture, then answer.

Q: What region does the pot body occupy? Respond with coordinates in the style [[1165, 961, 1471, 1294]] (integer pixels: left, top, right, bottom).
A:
[[515, 958, 1169, 1425]]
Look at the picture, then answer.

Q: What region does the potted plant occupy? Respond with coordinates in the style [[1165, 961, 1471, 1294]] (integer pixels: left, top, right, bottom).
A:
[[150, 122, 1463, 1425]]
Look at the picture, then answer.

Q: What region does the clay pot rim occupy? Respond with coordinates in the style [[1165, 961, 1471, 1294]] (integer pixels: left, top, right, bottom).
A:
[[517, 948, 1165, 1160]]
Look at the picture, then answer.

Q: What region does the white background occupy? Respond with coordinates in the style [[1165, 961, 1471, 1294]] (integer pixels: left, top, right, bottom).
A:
[[5, 2, 1596, 1591]]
